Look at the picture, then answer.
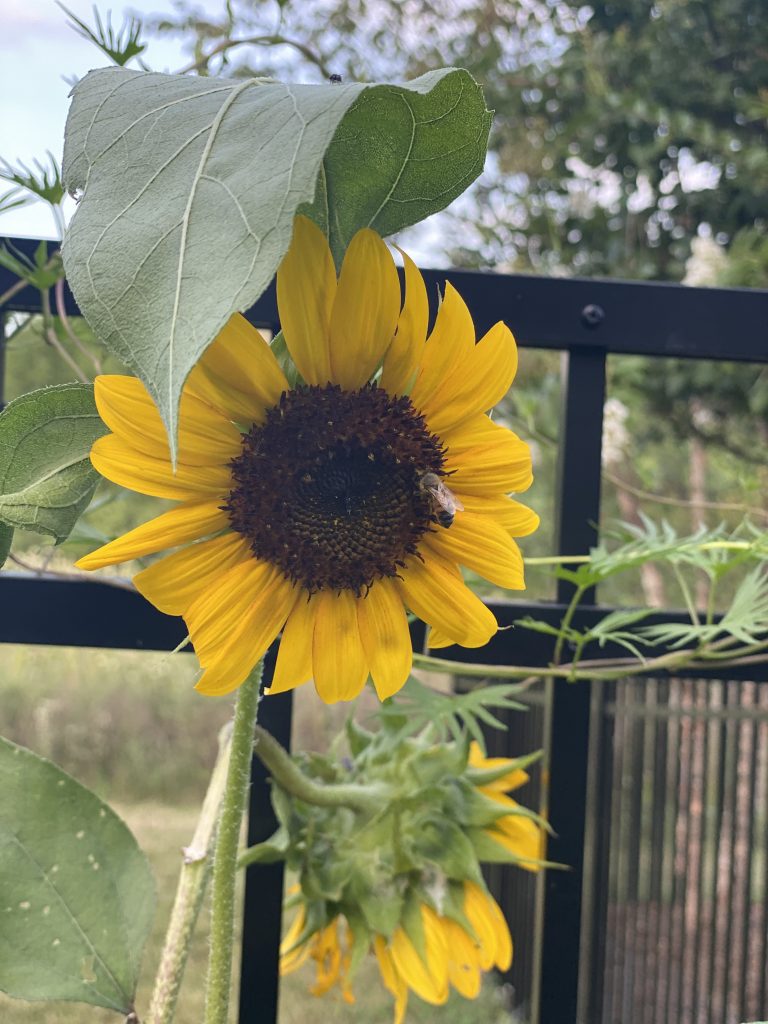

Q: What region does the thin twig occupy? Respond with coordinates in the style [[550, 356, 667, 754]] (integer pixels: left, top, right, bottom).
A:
[[8, 553, 135, 591], [40, 289, 89, 383], [0, 253, 62, 309], [603, 467, 768, 521], [175, 33, 332, 77], [0, 275, 32, 310], [55, 277, 102, 373]]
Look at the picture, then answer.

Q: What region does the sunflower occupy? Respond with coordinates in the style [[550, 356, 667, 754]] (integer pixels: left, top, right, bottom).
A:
[[76, 216, 537, 700], [280, 882, 512, 1024], [468, 741, 544, 869]]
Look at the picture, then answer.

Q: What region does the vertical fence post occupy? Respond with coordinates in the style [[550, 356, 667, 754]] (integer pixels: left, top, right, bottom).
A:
[[533, 345, 606, 1023], [238, 645, 292, 1024]]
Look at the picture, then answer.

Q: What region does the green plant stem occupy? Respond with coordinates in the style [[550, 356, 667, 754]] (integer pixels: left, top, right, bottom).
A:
[[251, 724, 388, 811], [412, 635, 767, 685], [705, 574, 718, 626], [552, 583, 587, 667], [146, 723, 233, 1024], [203, 662, 263, 1024], [672, 562, 701, 626]]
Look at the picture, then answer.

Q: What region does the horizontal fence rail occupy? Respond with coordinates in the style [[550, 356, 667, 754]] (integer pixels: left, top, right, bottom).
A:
[[1, 234, 767, 1024]]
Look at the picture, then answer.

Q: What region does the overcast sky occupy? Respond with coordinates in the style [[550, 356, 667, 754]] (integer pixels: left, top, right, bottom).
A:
[[0, 0, 187, 238]]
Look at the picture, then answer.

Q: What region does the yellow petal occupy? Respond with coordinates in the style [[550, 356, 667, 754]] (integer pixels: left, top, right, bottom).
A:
[[133, 532, 250, 615], [479, 770, 530, 796], [462, 883, 500, 971], [425, 627, 457, 649], [90, 434, 232, 500], [389, 910, 449, 1006], [488, 812, 543, 869], [468, 742, 530, 793], [440, 411, 516, 450], [329, 228, 400, 389], [444, 436, 534, 497], [380, 248, 428, 396], [357, 578, 413, 700], [193, 573, 299, 700], [424, 513, 525, 590], [396, 549, 497, 648], [187, 559, 276, 657], [457, 493, 540, 536], [188, 561, 299, 696], [373, 938, 409, 1024], [420, 321, 519, 434], [75, 499, 229, 570], [94, 375, 242, 467], [188, 313, 289, 424], [421, 905, 450, 998], [280, 940, 311, 975], [442, 918, 482, 999], [268, 593, 316, 695], [276, 215, 334, 385], [466, 880, 514, 966], [312, 589, 369, 703], [410, 282, 475, 409], [280, 905, 307, 964]]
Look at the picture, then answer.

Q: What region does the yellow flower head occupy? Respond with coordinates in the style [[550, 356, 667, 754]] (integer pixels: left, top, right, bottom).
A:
[[281, 882, 512, 1024], [77, 216, 537, 700]]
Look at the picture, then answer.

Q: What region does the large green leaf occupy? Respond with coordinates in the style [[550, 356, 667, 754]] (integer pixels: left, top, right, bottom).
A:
[[0, 738, 155, 1012], [62, 66, 490, 460], [303, 71, 492, 262], [0, 524, 12, 568], [0, 384, 107, 542]]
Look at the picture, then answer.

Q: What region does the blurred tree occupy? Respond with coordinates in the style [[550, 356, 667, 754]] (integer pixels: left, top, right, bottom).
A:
[[148, 0, 768, 280]]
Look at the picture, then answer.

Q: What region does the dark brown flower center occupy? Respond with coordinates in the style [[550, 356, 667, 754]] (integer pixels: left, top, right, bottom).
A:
[[224, 383, 446, 593]]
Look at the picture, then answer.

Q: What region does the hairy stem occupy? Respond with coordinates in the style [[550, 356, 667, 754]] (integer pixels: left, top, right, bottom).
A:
[[203, 662, 263, 1024], [146, 723, 233, 1024], [250, 726, 387, 811]]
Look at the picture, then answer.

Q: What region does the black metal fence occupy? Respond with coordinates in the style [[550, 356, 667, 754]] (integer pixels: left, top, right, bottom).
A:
[[1, 235, 767, 1024]]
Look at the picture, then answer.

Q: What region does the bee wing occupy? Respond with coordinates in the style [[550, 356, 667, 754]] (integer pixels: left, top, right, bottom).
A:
[[433, 481, 463, 513]]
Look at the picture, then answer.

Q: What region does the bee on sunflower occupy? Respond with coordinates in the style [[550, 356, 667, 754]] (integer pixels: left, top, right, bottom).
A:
[[77, 216, 537, 701]]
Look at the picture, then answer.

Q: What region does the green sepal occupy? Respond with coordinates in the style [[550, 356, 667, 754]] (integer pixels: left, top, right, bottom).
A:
[[399, 889, 428, 964], [457, 787, 527, 829], [238, 826, 289, 866], [279, 897, 328, 960], [269, 330, 302, 390], [402, 740, 467, 790], [298, 750, 342, 783], [270, 784, 301, 832], [466, 826, 557, 869], [345, 717, 375, 758], [344, 906, 373, 980], [350, 875, 405, 939], [413, 817, 484, 884], [465, 749, 543, 788]]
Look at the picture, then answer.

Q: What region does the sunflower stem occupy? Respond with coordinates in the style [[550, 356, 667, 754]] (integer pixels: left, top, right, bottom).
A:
[[203, 661, 263, 1024], [249, 724, 388, 813], [145, 722, 233, 1024]]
